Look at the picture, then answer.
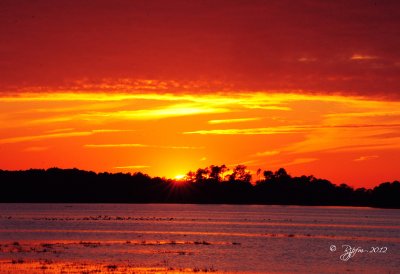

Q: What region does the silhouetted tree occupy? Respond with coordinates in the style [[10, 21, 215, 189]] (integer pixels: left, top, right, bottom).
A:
[[256, 168, 262, 182], [229, 165, 252, 183], [185, 171, 196, 183], [275, 168, 290, 181], [195, 168, 209, 182], [209, 165, 228, 182], [263, 170, 274, 182], [0, 167, 397, 208], [371, 181, 400, 208]]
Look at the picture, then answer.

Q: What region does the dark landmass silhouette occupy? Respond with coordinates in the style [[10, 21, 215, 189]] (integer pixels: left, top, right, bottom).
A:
[[0, 166, 398, 208]]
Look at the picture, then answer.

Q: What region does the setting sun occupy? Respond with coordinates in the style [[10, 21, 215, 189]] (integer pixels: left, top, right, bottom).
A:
[[174, 174, 186, 181]]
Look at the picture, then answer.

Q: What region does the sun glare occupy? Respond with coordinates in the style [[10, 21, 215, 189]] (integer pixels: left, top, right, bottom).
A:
[[174, 174, 186, 181]]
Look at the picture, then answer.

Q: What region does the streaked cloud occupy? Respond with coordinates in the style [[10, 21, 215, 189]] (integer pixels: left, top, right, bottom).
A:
[[0, 129, 129, 144], [266, 157, 318, 168], [241, 105, 291, 111], [298, 57, 317, 63], [85, 144, 147, 148], [0, 131, 93, 144], [208, 117, 261, 124], [85, 143, 204, 150], [227, 160, 257, 167], [106, 104, 228, 120], [254, 150, 280, 157], [283, 127, 400, 155], [354, 155, 379, 162], [184, 126, 308, 135], [278, 96, 400, 156], [350, 54, 378, 61], [184, 123, 400, 135], [324, 110, 400, 119], [285, 158, 318, 166], [114, 165, 150, 169], [91, 129, 135, 133], [45, 128, 75, 134]]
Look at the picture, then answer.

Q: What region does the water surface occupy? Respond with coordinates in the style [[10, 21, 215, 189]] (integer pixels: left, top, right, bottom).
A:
[[0, 204, 399, 273]]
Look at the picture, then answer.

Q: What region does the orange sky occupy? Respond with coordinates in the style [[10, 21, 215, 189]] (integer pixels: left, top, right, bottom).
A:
[[1, 1, 400, 188]]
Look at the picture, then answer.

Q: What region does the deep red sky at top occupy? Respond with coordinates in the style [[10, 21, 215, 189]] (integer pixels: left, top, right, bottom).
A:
[[0, 0, 399, 188]]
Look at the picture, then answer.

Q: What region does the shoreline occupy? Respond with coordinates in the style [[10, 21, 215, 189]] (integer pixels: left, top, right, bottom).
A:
[[0, 202, 398, 209]]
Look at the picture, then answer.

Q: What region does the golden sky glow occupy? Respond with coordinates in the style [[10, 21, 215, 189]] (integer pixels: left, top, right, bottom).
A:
[[1, 86, 399, 188], [1, 1, 400, 188]]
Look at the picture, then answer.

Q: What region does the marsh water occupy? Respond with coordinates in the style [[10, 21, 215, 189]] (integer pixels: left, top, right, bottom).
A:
[[0, 204, 399, 273]]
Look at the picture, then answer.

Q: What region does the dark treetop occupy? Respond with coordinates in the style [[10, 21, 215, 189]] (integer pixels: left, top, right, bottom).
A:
[[0, 166, 398, 208]]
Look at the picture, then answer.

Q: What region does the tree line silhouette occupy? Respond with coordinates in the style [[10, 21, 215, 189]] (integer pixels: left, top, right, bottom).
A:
[[0, 165, 398, 208]]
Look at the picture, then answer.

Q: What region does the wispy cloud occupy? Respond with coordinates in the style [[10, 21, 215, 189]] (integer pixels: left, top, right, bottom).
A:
[[0, 131, 93, 144], [297, 57, 317, 63], [91, 129, 135, 133], [285, 158, 318, 166], [85, 144, 146, 148], [254, 150, 280, 157], [208, 117, 261, 124], [227, 160, 257, 167], [0, 129, 130, 144], [241, 105, 291, 111], [84, 103, 228, 121], [84, 143, 204, 150], [267, 158, 318, 168], [350, 54, 378, 61], [184, 123, 397, 135], [0, 91, 377, 129], [184, 126, 308, 135], [282, 124, 400, 155], [114, 165, 150, 169], [324, 110, 400, 119], [45, 128, 75, 134], [0, 91, 331, 110], [354, 155, 379, 162]]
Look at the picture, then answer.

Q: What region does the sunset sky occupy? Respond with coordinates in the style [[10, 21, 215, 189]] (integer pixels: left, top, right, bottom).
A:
[[1, 0, 400, 188]]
